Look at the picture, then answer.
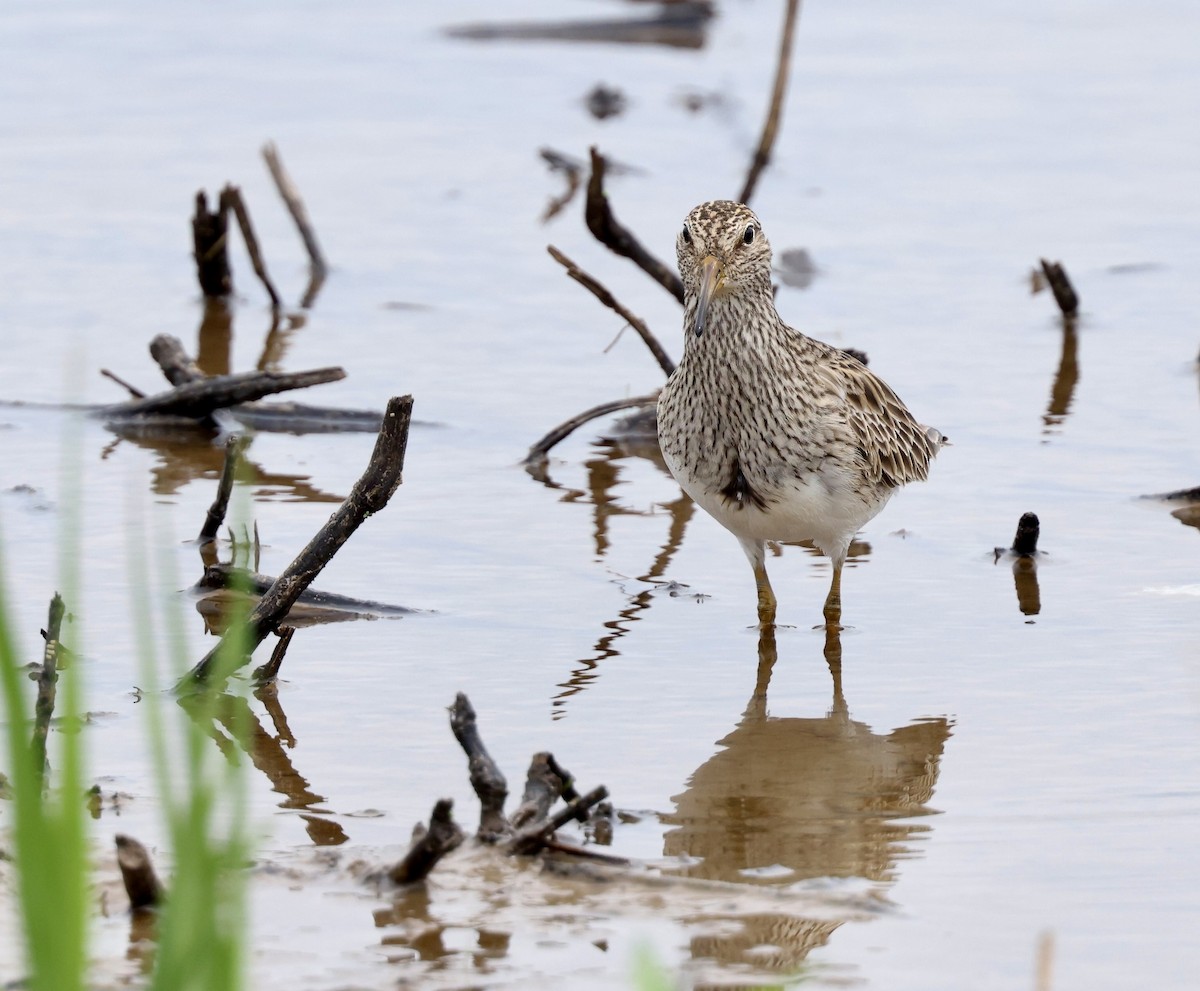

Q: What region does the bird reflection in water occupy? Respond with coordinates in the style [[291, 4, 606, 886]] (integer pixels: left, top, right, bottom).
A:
[[661, 626, 952, 976]]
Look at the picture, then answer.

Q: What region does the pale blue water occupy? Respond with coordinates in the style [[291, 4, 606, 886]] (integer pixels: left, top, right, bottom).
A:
[[1, 1, 1198, 988]]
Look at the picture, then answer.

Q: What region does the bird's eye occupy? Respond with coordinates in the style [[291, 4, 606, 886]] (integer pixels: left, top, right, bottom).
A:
[[743, 225, 756, 245], [681, 226, 692, 245]]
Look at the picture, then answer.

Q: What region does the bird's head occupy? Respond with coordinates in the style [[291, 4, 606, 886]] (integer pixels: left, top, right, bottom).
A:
[[677, 200, 773, 337]]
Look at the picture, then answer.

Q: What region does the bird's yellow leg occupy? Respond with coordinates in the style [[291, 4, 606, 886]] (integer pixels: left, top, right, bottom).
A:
[[822, 559, 843, 629], [753, 559, 777, 627]]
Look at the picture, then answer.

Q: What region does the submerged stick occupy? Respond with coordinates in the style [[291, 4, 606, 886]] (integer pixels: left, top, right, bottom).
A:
[[585, 147, 684, 303], [199, 435, 251, 542], [252, 626, 294, 684], [184, 394, 414, 685], [192, 191, 233, 298], [220, 184, 283, 310], [449, 693, 509, 841], [388, 799, 465, 885], [1039, 259, 1079, 318], [547, 245, 675, 376], [31, 593, 66, 790], [524, 394, 658, 467], [100, 369, 145, 399], [114, 834, 164, 911], [739, 0, 802, 204]]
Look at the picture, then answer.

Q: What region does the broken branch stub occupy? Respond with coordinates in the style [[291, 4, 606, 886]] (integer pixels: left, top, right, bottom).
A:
[[115, 834, 164, 911], [192, 191, 233, 298], [219, 184, 283, 311], [199, 434, 251, 543], [182, 394, 415, 685], [388, 799, 466, 885], [1039, 259, 1079, 318], [511, 751, 572, 829], [508, 785, 610, 856], [449, 693, 510, 842]]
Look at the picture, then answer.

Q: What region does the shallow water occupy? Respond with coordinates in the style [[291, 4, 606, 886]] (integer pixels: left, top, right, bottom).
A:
[[2, 1, 1199, 988]]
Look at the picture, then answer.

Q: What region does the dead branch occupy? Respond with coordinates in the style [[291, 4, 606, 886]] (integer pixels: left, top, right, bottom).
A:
[[99, 367, 346, 424], [449, 693, 509, 841], [508, 785, 610, 855], [511, 752, 574, 828], [388, 799, 466, 885], [192, 191, 232, 298], [220, 184, 283, 311], [585, 147, 684, 303], [31, 593, 66, 791], [199, 435, 251, 543], [262, 142, 327, 307], [1009, 512, 1040, 557], [183, 394, 414, 685], [739, 0, 802, 204], [547, 245, 675, 376], [114, 834, 164, 911], [1039, 258, 1079, 318]]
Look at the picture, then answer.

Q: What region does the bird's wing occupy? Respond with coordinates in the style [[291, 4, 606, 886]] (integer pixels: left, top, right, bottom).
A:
[[814, 349, 943, 488]]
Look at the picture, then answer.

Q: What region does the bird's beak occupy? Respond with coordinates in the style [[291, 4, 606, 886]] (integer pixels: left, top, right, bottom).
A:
[[694, 255, 724, 337]]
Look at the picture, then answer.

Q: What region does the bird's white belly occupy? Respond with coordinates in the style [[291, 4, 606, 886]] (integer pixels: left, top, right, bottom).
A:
[[663, 447, 889, 559]]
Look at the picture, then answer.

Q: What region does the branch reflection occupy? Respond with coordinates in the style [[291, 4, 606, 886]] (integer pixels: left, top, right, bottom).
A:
[[1042, 315, 1079, 438], [179, 685, 349, 846]]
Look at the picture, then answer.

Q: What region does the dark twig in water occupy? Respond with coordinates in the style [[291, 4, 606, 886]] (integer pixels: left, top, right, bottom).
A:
[[114, 834, 164, 911], [220, 184, 283, 311], [32, 593, 66, 791], [100, 367, 346, 424], [100, 369, 145, 399], [586, 147, 685, 303], [1039, 259, 1079, 318], [739, 0, 802, 205], [183, 395, 414, 686], [508, 785, 610, 855], [262, 141, 328, 308], [199, 435, 251, 543], [547, 245, 676, 376], [524, 393, 659, 468], [449, 693, 510, 842], [252, 626, 294, 685], [192, 191, 232, 298], [388, 799, 466, 885]]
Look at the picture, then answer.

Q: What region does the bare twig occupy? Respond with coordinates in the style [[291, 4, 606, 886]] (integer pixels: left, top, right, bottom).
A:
[[449, 693, 509, 841], [548, 245, 675, 376], [100, 369, 145, 399], [1039, 259, 1079, 318], [524, 394, 659, 467], [585, 147, 684, 303], [220, 184, 283, 310], [114, 834, 164, 911], [199, 435, 251, 542], [739, 0, 802, 204], [32, 593, 66, 791], [388, 799, 465, 885], [262, 141, 328, 307], [183, 395, 414, 685]]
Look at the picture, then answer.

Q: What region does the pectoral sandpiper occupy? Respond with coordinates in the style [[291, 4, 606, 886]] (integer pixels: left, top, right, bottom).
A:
[[657, 200, 944, 628]]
